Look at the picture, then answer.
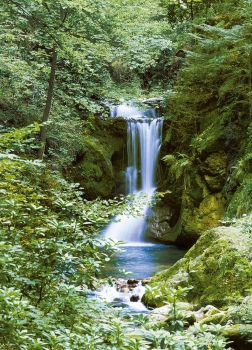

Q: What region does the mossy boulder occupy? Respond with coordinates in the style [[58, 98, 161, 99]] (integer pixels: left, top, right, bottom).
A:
[[143, 226, 252, 308], [176, 151, 227, 245], [158, 114, 228, 246], [177, 192, 227, 245], [69, 117, 127, 199], [227, 174, 252, 217], [222, 325, 252, 350], [150, 173, 227, 245], [199, 151, 227, 176]]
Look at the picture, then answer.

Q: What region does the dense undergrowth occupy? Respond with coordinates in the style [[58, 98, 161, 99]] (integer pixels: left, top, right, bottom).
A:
[[160, 0, 252, 228], [0, 124, 232, 349]]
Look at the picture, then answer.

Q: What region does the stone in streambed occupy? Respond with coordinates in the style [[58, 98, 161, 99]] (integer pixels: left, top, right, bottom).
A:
[[130, 294, 140, 302]]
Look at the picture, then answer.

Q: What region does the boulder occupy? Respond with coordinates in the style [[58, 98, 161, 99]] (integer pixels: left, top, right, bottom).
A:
[[145, 205, 173, 240], [142, 226, 252, 307], [147, 190, 227, 246], [130, 294, 140, 302], [178, 192, 227, 245], [222, 324, 252, 350]]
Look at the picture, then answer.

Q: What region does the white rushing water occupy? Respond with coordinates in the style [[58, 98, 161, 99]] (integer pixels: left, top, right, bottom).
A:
[[97, 282, 148, 313], [103, 103, 163, 244]]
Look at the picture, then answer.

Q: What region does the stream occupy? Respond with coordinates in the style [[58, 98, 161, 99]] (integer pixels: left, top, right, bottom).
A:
[[99, 103, 186, 311]]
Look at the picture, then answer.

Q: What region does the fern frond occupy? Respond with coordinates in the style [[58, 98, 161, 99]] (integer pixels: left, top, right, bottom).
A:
[[162, 154, 176, 165]]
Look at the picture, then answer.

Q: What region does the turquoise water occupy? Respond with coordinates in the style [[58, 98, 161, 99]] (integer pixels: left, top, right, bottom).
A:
[[102, 243, 187, 279]]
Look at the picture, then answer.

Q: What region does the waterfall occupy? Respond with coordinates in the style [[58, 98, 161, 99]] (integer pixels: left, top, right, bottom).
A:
[[103, 103, 163, 244]]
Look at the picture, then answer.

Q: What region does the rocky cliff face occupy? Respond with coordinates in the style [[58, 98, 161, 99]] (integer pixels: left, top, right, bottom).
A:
[[146, 115, 230, 247]]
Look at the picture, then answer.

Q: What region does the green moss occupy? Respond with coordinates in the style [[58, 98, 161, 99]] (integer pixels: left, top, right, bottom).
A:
[[193, 118, 224, 155], [68, 117, 127, 199], [200, 312, 225, 325], [180, 193, 227, 241], [222, 324, 252, 343], [144, 227, 252, 307], [227, 174, 252, 217]]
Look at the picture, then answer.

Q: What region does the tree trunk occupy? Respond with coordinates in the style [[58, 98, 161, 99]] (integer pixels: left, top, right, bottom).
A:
[[37, 47, 57, 159], [249, 50, 252, 121], [190, 1, 194, 20]]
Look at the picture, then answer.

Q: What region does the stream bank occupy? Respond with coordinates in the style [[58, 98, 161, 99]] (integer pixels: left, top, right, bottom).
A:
[[142, 224, 252, 349]]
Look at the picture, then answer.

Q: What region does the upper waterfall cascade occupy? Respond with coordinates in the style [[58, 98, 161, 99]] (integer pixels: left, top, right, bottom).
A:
[[103, 104, 163, 244]]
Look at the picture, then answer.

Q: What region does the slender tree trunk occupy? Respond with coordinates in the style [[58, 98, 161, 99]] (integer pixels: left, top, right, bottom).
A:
[[190, 1, 194, 20], [249, 50, 252, 121], [37, 47, 57, 159]]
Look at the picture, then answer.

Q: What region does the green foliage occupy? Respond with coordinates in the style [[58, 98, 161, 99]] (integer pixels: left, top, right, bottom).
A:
[[0, 125, 130, 346], [226, 121, 252, 216], [162, 0, 252, 219], [0, 0, 174, 165], [166, 0, 252, 130], [0, 123, 232, 349], [165, 286, 193, 329], [162, 152, 192, 189], [2, 0, 251, 348], [138, 285, 229, 348]]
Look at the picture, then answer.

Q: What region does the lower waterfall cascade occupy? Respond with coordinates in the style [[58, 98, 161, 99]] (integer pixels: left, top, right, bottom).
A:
[[103, 103, 163, 244]]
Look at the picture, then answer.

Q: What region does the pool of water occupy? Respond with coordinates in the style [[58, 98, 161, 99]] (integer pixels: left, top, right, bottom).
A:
[[101, 243, 187, 279]]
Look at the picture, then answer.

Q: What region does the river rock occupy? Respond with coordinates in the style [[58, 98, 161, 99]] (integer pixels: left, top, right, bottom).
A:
[[130, 294, 140, 302], [145, 205, 173, 240], [142, 97, 164, 105], [115, 278, 128, 291], [200, 312, 226, 325], [142, 277, 152, 285], [152, 314, 168, 322], [110, 301, 129, 308], [151, 305, 170, 316], [127, 279, 139, 288]]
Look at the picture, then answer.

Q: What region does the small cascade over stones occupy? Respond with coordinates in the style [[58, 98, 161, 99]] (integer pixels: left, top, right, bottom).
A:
[[103, 103, 163, 244], [96, 278, 150, 314]]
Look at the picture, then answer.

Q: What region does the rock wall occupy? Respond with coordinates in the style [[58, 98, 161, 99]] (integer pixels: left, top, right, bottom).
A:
[[69, 116, 127, 200], [146, 116, 229, 246]]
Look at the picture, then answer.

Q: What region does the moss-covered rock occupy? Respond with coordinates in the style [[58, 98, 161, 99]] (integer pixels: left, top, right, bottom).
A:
[[143, 226, 252, 308], [178, 192, 227, 245], [176, 150, 227, 245], [227, 174, 252, 217], [197, 116, 225, 153], [150, 181, 227, 246], [222, 324, 252, 350], [69, 117, 127, 199], [199, 151, 227, 177], [158, 109, 229, 245]]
